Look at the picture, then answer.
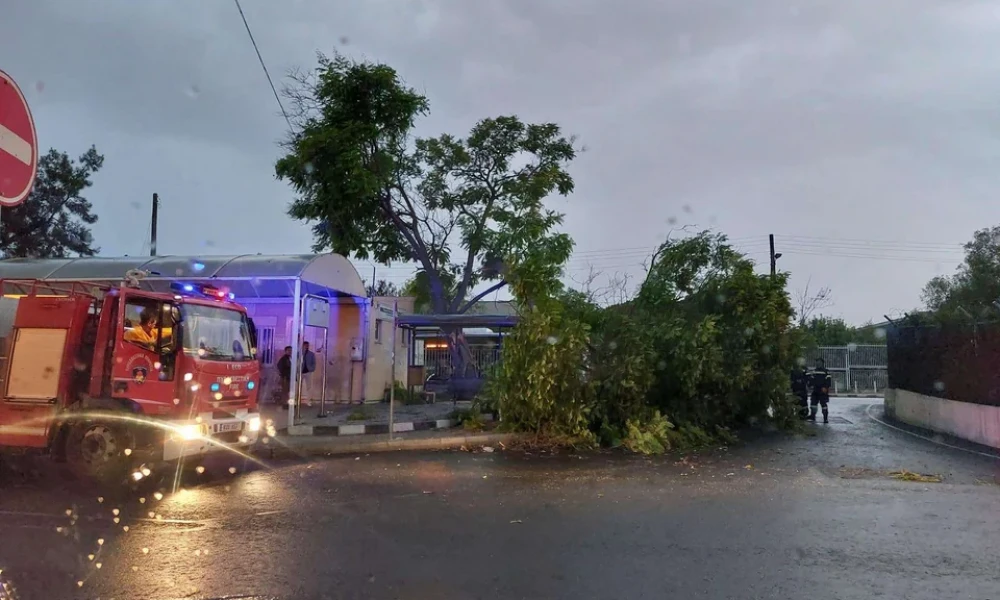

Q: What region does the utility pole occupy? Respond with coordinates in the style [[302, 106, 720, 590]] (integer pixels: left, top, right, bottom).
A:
[[769, 234, 776, 276], [150, 193, 159, 257]]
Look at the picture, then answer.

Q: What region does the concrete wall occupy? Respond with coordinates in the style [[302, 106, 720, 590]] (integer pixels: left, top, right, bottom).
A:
[[885, 388, 1000, 449], [363, 296, 414, 402]]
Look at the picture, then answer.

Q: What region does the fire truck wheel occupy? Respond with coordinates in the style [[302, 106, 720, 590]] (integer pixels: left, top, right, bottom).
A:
[[65, 421, 135, 484]]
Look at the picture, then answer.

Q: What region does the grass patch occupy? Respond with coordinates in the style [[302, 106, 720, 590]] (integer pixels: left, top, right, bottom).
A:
[[450, 408, 487, 432], [346, 407, 374, 422]]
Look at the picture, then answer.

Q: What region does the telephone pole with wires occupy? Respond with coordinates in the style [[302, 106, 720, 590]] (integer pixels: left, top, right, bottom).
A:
[[150, 193, 159, 257], [769, 234, 782, 276]]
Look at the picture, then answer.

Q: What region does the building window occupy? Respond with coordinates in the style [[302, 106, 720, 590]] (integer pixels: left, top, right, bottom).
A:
[[258, 327, 275, 364]]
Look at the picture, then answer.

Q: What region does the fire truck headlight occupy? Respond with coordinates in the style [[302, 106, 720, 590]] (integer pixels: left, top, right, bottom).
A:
[[177, 424, 202, 441], [247, 416, 261, 433]]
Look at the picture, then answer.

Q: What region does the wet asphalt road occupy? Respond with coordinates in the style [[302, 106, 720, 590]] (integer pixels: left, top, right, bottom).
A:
[[2, 399, 999, 600]]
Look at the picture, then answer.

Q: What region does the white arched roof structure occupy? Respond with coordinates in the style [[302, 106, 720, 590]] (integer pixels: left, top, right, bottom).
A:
[[0, 254, 366, 299]]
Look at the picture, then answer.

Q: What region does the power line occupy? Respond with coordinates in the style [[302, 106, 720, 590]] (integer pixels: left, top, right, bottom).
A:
[[775, 234, 964, 249], [233, 0, 292, 131], [780, 249, 961, 264], [353, 233, 969, 278]]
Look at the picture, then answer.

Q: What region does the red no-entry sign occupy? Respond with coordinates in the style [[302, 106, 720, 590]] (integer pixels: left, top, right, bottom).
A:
[[0, 70, 38, 208]]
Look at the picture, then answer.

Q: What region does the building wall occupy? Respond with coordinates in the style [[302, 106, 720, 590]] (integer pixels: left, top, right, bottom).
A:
[[885, 388, 1000, 449], [242, 297, 367, 404], [363, 296, 414, 402]]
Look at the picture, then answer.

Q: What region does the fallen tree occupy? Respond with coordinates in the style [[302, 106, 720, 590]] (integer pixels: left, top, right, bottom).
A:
[[488, 231, 800, 453]]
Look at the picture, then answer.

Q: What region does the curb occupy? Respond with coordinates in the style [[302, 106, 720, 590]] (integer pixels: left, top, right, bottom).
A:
[[865, 403, 1000, 460], [263, 431, 522, 459], [285, 413, 496, 437]]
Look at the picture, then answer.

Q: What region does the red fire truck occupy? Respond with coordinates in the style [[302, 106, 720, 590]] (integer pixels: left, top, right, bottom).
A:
[[0, 273, 262, 482]]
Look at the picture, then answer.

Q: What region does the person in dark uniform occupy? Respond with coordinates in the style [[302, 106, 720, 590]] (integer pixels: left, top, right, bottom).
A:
[[791, 364, 809, 419], [276, 346, 293, 409], [806, 358, 832, 423]]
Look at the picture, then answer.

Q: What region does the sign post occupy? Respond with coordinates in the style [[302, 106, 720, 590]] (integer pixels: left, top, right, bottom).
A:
[[0, 70, 39, 255]]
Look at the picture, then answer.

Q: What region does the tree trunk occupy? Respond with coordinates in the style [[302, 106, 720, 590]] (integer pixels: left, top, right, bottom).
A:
[[445, 328, 478, 400]]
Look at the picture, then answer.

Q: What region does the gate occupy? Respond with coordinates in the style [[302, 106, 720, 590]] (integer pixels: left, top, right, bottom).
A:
[[814, 345, 887, 395]]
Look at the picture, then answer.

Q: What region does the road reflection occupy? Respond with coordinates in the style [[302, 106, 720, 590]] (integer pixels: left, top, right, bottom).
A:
[[0, 451, 278, 599]]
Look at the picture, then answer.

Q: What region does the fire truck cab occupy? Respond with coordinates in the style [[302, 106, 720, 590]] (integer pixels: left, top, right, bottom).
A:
[[0, 274, 262, 482]]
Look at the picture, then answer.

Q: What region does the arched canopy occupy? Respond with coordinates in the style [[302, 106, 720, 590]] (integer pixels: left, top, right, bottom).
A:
[[0, 254, 366, 299]]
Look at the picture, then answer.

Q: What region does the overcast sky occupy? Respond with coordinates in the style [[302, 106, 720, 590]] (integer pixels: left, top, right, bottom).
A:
[[4, 0, 997, 323]]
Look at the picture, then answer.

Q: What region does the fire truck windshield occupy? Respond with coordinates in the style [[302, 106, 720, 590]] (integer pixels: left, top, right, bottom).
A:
[[179, 304, 255, 362]]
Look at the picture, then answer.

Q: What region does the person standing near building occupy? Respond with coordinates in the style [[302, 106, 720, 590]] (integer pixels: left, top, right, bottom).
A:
[[300, 341, 316, 406], [791, 363, 809, 419], [807, 357, 832, 423], [276, 346, 292, 410]]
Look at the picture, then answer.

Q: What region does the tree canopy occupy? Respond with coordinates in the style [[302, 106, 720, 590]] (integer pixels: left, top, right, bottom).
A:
[[0, 146, 103, 258], [490, 230, 800, 450], [796, 316, 884, 348], [276, 52, 577, 315], [366, 279, 402, 297], [922, 226, 1000, 322]]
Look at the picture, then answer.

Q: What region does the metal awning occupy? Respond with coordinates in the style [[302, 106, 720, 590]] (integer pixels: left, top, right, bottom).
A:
[[0, 254, 366, 299], [396, 314, 519, 328]]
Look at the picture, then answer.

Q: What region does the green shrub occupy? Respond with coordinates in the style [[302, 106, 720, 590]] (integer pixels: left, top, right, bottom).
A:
[[488, 230, 799, 453], [623, 411, 674, 455], [450, 407, 487, 431], [486, 303, 595, 444]]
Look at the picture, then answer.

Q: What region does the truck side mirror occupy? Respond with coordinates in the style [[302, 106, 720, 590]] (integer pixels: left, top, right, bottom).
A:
[[248, 317, 258, 353]]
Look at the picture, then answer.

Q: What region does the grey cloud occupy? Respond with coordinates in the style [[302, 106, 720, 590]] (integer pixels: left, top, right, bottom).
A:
[[3, 0, 999, 322]]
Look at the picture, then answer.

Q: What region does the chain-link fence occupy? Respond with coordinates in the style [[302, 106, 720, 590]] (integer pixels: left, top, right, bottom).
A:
[[812, 345, 888, 395]]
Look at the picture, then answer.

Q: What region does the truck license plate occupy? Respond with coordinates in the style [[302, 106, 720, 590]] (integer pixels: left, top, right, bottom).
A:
[[215, 422, 242, 433]]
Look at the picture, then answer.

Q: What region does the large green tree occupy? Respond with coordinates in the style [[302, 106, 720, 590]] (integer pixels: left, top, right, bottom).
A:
[[0, 146, 103, 258], [797, 316, 883, 348], [275, 52, 576, 315], [922, 226, 1000, 321]]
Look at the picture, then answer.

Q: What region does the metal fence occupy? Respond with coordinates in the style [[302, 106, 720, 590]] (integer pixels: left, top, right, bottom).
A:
[[418, 341, 890, 395], [423, 348, 502, 378], [814, 345, 888, 395]]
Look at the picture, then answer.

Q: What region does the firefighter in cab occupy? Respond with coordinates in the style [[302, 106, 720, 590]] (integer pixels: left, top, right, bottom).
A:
[[806, 358, 832, 423], [124, 308, 159, 350]]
